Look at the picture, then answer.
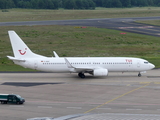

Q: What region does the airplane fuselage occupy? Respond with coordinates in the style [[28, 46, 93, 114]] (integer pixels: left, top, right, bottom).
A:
[[14, 57, 154, 73]]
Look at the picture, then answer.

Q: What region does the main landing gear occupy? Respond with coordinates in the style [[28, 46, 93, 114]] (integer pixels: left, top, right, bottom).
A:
[[138, 72, 142, 77], [78, 72, 85, 78]]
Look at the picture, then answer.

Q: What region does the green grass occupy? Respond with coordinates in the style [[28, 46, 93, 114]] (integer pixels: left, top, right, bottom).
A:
[[0, 25, 160, 71], [0, 7, 160, 22], [0, 7, 160, 71], [137, 20, 160, 26]]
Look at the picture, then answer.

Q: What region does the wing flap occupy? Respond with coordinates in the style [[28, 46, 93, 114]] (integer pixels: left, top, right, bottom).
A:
[[74, 66, 93, 72]]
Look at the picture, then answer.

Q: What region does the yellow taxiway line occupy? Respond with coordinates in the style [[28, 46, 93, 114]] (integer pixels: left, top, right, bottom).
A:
[[84, 83, 150, 113]]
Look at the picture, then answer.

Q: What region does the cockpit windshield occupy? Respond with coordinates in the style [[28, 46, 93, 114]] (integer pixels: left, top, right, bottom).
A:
[[144, 62, 149, 64]]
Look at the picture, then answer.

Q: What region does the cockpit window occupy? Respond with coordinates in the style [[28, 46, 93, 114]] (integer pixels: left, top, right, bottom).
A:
[[144, 62, 149, 64]]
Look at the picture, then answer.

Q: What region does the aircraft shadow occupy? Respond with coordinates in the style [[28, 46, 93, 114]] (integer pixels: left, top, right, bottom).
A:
[[1, 82, 64, 87]]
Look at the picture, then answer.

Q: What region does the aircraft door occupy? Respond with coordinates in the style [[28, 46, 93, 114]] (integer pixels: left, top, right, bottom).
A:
[[34, 60, 38, 70], [137, 60, 140, 68]]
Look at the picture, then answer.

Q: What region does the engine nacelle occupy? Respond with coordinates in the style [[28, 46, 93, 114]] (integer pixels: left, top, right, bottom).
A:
[[93, 68, 108, 77]]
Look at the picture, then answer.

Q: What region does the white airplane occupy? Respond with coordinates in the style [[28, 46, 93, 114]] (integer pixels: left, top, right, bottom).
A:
[[7, 31, 155, 78]]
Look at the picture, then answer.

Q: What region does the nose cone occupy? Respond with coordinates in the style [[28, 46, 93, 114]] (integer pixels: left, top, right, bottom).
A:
[[150, 63, 155, 69]]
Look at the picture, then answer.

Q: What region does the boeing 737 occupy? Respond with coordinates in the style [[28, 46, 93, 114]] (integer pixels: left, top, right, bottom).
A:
[[7, 31, 155, 78]]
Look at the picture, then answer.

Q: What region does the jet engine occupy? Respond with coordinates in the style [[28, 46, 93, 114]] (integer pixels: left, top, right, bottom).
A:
[[93, 68, 108, 76]]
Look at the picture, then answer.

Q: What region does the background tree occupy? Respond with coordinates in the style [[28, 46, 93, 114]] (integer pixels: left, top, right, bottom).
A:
[[113, 0, 122, 8], [92, 0, 103, 7], [0, 0, 159, 10], [102, 0, 112, 8], [120, 0, 131, 7], [63, 0, 76, 9], [88, 0, 96, 9], [75, 0, 83, 9]]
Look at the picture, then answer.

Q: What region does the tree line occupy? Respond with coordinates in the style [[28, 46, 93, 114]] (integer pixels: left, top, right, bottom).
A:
[[0, 0, 160, 10], [94, 0, 160, 8]]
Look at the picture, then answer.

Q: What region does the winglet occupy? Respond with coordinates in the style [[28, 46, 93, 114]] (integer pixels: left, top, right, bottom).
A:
[[53, 51, 59, 58], [64, 58, 74, 68]]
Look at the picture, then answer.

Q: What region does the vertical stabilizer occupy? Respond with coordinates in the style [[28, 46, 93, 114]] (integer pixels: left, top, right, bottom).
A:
[[8, 31, 45, 58]]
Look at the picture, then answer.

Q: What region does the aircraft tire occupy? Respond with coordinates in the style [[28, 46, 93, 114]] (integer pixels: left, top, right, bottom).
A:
[[78, 73, 85, 78], [138, 73, 141, 77], [1, 101, 4, 104], [16, 101, 20, 105]]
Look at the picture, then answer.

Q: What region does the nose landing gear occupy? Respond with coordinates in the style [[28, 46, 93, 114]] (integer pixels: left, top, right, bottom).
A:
[[138, 72, 141, 77]]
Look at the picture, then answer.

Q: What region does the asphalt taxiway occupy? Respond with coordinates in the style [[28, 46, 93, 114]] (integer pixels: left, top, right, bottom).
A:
[[1, 16, 160, 36], [0, 70, 160, 120]]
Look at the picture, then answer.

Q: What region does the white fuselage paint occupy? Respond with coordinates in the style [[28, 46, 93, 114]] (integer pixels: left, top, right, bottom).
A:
[[14, 57, 154, 73]]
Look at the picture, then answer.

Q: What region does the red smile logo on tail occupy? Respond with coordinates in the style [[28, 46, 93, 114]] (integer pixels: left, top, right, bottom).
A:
[[19, 48, 27, 55]]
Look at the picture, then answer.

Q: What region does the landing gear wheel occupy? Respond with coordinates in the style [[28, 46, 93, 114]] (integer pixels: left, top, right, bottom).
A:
[[1, 101, 6, 104], [78, 73, 85, 78], [16, 101, 20, 105], [138, 73, 141, 77]]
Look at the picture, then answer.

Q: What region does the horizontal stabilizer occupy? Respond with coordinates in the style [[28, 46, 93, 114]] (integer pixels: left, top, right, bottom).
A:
[[7, 56, 26, 62]]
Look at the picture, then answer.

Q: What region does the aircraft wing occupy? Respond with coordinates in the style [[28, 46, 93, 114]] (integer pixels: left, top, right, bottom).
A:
[[7, 56, 26, 62], [64, 58, 94, 72], [74, 66, 93, 72]]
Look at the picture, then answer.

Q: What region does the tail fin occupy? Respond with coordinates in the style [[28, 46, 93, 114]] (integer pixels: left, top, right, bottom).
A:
[[8, 31, 45, 58]]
